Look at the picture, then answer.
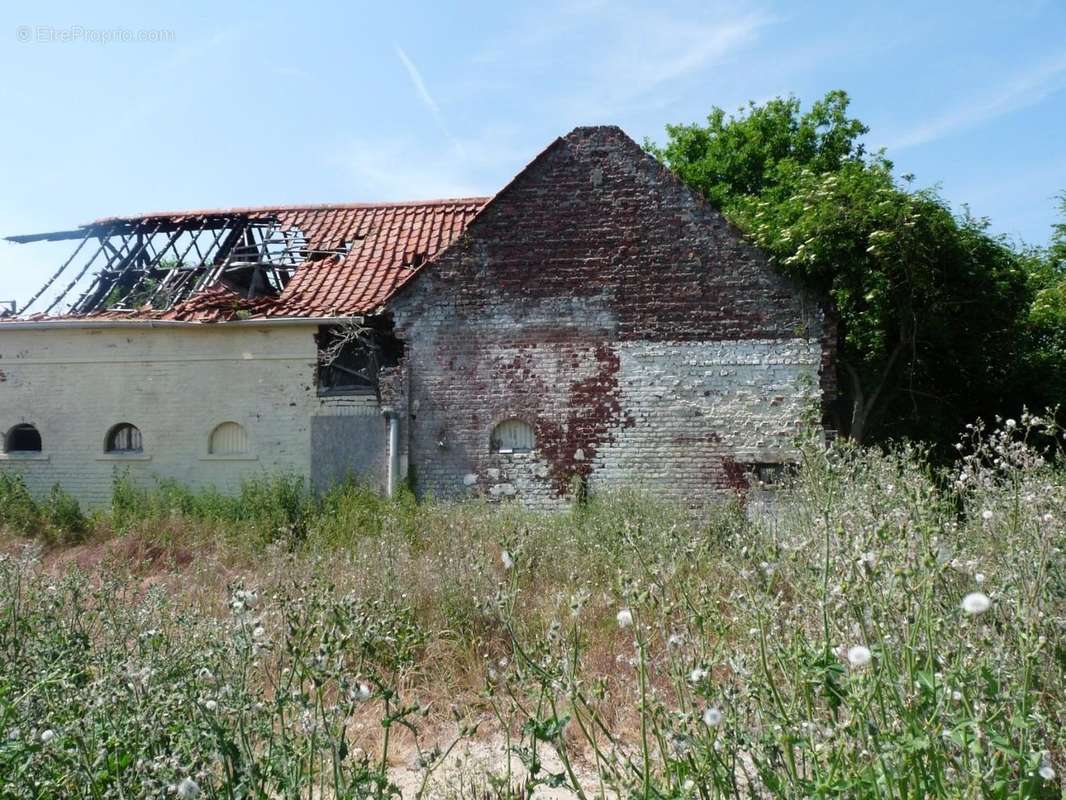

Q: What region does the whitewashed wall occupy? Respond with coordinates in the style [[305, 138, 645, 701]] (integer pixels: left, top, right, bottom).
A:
[[0, 323, 377, 506]]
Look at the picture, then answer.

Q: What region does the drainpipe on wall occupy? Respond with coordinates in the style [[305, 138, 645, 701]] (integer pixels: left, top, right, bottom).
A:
[[383, 408, 400, 498]]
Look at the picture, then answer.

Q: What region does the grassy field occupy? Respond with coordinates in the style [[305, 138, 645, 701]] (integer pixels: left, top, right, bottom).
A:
[[0, 419, 1063, 799]]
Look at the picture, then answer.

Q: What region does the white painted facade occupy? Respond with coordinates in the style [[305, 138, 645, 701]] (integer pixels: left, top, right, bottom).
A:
[[0, 323, 378, 506]]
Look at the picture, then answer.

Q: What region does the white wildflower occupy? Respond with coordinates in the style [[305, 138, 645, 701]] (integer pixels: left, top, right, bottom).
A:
[[204, 699, 218, 712], [702, 707, 723, 727], [847, 646, 872, 668], [952, 690, 962, 701], [500, 550, 514, 570], [616, 608, 633, 628], [962, 592, 991, 615], [689, 667, 709, 684], [981, 510, 993, 521], [40, 729, 55, 744], [355, 683, 372, 701], [1038, 764, 1056, 781], [1005, 418, 1016, 429], [176, 778, 201, 799]]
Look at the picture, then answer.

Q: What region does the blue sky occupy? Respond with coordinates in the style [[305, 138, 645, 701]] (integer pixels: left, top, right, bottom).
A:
[[1, 0, 1064, 306]]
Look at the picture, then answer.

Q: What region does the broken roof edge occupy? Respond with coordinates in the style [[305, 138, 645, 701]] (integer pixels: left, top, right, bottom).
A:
[[89, 196, 493, 225], [3, 196, 493, 243], [0, 315, 363, 331]]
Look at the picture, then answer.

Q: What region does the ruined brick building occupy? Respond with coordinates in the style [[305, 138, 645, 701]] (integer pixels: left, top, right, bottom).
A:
[[0, 126, 834, 508]]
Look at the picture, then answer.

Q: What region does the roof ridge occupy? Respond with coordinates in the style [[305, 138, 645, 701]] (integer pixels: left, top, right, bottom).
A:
[[90, 196, 492, 225]]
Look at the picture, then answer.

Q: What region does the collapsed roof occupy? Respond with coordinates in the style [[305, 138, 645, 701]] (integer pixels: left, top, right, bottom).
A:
[[4, 199, 487, 322]]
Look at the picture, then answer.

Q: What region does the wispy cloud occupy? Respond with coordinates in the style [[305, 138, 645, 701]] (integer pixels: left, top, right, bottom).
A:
[[469, 2, 774, 123], [611, 12, 771, 96], [335, 126, 525, 201], [394, 44, 463, 154], [886, 52, 1066, 150]]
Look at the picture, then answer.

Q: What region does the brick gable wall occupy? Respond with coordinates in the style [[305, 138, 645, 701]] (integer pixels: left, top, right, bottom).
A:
[[390, 126, 833, 508]]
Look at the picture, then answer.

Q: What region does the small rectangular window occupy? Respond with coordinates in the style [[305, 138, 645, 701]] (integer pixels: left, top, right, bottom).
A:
[[743, 462, 795, 487], [492, 419, 535, 453], [316, 319, 403, 396]]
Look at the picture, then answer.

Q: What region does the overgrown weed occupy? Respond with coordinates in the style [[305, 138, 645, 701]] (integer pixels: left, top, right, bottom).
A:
[[0, 417, 1063, 797]]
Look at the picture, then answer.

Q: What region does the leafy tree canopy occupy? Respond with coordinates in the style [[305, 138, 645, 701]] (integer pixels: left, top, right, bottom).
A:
[[650, 91, 1038, 446]]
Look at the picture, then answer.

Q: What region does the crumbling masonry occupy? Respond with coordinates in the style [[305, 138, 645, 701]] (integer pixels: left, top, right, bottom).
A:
[[0, 126, 834, 508]]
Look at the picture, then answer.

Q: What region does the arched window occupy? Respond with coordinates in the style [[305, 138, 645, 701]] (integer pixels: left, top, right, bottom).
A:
[[491, 419, 535, 454], [106, 423, 143, 453], [209, 422, 248, 455], [4, 424, 42, 453]]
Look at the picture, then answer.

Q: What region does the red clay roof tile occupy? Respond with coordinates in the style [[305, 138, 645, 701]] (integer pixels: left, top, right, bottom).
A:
[[24, 198, 487, 323]]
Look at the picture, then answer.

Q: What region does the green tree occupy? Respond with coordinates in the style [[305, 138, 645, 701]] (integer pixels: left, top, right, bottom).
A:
[[651, 92, 1031, 446], [1012, 195, 1066, 411]]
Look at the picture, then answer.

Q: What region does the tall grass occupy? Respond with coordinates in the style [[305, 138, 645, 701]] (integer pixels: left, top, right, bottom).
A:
[[0, 417, 1063, 798]]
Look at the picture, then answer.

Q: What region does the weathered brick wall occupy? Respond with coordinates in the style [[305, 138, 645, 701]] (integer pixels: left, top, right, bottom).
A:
[[390, 126, 831, 508], [0, 324, 380, 506]]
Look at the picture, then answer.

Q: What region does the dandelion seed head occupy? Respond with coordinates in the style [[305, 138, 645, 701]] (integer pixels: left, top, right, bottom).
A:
[[981, 510, 993, 521], [616, 608, 633, 628], [1038, 765, 1055, 781], [974, 572, 985, 584], [847, 646, 872, 667], [689, 667, 708, 684], [40, 729, 55, 744], [176, 778, 201, 799], [962, 592, 991, 615], [702, 707, 723, 727]]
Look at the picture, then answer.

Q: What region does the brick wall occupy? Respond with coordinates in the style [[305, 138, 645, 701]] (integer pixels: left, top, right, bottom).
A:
[[0, 323, 380, 506], [390, 125, 831, 508]]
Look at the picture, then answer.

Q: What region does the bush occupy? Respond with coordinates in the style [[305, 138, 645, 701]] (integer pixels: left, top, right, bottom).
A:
[[0, 472, 41, 534], [43, 484, 87, 543]]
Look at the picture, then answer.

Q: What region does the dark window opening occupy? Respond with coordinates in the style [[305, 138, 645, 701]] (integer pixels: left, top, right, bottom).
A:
[[744, 462, 794, 487], [317, 315, 404, 396], [491, 419, 536, 453], [5, 424, 42, 453], [106, 423, 143, 453]]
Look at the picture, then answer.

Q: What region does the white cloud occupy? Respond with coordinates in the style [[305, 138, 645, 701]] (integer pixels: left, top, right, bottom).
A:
[[471, 2, 774, 121], [336, 127, 527, 201], [394, 44, 463, 154], [886, 52, 1066, 150]]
